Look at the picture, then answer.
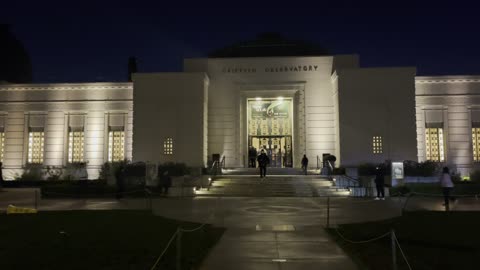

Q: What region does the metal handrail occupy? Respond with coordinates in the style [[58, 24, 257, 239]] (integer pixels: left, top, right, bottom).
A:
[[220, 156, 226, 169], [207, 160, 220, 190]]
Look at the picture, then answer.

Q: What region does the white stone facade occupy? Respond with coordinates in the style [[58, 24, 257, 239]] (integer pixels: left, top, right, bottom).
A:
[[0, 55, 478, 179]]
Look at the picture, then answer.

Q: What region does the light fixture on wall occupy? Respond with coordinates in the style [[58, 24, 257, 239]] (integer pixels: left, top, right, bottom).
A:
[[277, 96, 284, 101], [255, 97, 262, 101]]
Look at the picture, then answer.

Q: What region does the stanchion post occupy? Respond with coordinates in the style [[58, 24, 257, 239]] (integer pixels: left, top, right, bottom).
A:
[[326, 196, 330, 228], [391, 229, 397, 270], [35, 189, 38, 210], [176, 229, 182, 270]]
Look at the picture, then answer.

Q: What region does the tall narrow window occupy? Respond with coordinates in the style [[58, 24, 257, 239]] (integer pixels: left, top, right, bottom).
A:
[[425, 127, 445, 161], [68, 128, 84, 163], [0, 131, 4, 162], [372, 136, 383, 154], [472, 127, 480, 162], [108, 130, 125, 162], [28, 130, 44, 164], [164, 138, 173, 155]]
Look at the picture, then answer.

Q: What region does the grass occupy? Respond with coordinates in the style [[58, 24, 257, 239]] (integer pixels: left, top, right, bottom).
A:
[[0, 210, 224, 270], [328, 211, 480, 270]]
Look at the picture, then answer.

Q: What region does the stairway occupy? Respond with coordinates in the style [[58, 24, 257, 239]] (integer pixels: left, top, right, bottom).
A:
[[195, 174, 350, 197]]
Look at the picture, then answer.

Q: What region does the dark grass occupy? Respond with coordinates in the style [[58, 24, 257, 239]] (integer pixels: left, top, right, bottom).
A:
[[0, 210, 224, 270], [328, 211, 480, 270]]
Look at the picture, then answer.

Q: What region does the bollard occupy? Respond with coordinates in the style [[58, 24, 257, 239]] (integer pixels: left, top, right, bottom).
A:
[[176, 229, 182, 270], [35, 190, 38, 210], [326, 197, 330, 228], [391, 229, 397, 270]]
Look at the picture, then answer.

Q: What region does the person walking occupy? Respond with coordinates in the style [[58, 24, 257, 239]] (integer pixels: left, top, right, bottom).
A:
[[374, 166, 385, 200], [160, 170, 172, 195], [301, 154, 309, 175], [257, 149, 270, 178], [440, 167, 454, 210]]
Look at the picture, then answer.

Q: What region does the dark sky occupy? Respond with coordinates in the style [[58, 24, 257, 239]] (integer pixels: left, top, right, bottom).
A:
[[3, 1, 480, 83]]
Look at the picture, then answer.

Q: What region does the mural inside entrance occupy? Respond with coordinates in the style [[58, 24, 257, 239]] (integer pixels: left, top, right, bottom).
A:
[[247, 99, 293, 167]]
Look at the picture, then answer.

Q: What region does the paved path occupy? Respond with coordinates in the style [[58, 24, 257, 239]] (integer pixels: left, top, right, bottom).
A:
[[2, 188, 480, 269]]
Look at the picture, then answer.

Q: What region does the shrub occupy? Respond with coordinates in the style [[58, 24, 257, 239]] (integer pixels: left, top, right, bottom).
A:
[[63, 162, 88, 180], [45, 166, 63, 181], [358, 163, 377, 176], [470, 170, 480, 182], [404, 160, 439, 177], [17, 164, 44, 181], [157, 162, 190, 177]]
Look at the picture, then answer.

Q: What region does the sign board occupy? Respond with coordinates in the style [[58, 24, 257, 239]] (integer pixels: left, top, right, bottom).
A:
[[391, 162, 404, 180], [250, 100, 289, 118]]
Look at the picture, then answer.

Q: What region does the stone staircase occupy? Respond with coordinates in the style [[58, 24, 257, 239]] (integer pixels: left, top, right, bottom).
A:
[[195, 173, 350, 197]]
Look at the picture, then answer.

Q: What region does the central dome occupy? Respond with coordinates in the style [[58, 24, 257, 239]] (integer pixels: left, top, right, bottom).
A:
[[208, 32, 329, 58]]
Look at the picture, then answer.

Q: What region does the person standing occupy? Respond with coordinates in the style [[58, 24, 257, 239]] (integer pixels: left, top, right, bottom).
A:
[[440, 167, 454, 210], [257, 149, 270, 178], [374, 166, 385, 200], [115, 165, 126, 200], [160, 170, 172, 195], [301, 155, 309, 175]]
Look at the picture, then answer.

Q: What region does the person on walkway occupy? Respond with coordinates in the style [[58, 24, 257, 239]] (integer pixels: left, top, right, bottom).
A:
[[374, 166, 385, 200], [257, 149, 270, 178], [440, 166, 454, 209], [301, 155, 309, 175], [160, 170, 172, 195]]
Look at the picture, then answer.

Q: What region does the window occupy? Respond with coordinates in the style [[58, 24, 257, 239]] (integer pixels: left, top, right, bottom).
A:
[[472, 127, 480, 162], [28, 131, 44, 164], [108, 130, 125, 162], [372, 136, 383, 154], [164, 138, 173, 155], [0, 132, 4, 162], [425, 128, 445, 161], [68, 129, 84, 163]]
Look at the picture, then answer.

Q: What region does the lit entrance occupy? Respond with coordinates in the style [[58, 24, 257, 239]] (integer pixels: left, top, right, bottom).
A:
[[247, 97, 293, 168]]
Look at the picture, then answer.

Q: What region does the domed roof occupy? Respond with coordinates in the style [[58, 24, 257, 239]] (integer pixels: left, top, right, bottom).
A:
[[209, 32, 329, 58], [0, 24, 32, 83]]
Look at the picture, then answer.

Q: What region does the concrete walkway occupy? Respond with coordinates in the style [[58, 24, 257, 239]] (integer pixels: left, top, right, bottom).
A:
[[2, 188, 480, 269]]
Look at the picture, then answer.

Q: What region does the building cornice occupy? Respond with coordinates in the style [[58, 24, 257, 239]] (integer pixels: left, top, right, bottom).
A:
[[416, 76, 480, 84], [0, 82, 133, 91]]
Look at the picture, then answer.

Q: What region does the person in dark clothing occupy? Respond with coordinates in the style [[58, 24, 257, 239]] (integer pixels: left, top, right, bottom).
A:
[[257, 149, 270, 178], [248, 147, 257, 168], [301, 155, 309, 175], [115, 165, 126, 200], [160, 170, 172, 195], [374, 166, 385, 200]]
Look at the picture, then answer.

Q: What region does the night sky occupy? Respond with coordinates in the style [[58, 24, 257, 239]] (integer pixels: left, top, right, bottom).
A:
[[3, 1, 480, 83]]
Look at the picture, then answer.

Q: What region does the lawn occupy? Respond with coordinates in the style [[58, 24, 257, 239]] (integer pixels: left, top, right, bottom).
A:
[[390, 182, 480, 196], [0, 210, 224, 270], [328, 211, 480, 270]]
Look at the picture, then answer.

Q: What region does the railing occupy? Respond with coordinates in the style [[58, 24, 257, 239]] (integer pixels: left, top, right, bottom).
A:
[[316, 155, 320, 170], [207, 160, 220, 191], [220, 155, 226, 169]]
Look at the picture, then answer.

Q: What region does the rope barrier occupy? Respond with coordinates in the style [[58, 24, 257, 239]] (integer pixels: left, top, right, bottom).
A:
[[41, 189, 145, 196], [150, 228, 180, 270], [334, 227, 391, 244], [394, 233, 413, 270]]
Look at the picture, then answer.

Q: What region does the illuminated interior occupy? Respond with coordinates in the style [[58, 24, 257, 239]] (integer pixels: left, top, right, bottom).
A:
[[372, 136, 383, 154], [164, 137, 173, 155], [247, 97, 293, 167], [28, 131, 44, 164], [425, 127, 444, 161], [472, 128, 480, 161], [68, 130, 84, 163], [108, 130, 125, 162]]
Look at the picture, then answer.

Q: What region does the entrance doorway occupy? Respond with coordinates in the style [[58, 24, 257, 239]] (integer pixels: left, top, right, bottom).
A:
[[247, 97, 294, 168], [249, 135, 292, 167]]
